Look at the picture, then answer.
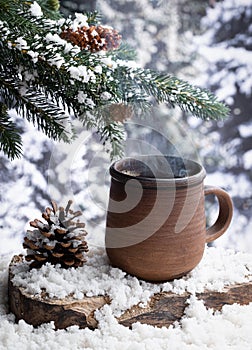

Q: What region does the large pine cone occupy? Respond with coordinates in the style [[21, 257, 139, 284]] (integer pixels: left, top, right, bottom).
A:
[[60, 25, 121, 52], [23, 200, 88, 269]]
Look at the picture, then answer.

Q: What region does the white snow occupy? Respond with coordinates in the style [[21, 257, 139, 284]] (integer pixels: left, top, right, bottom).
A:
[[0, 246, 252, 349], [27, 50, 39, 63], [15, 37, 29, 50], [45, 33, 78, 55], [68, 66, 94, 83], [191, 1, 252, 102], [205, 171, 252, 198], [100, 91, 112, 100], [77, 91, 95, 108], [10, 246, 252, 316], [29, 2, 43, 18], [71, 13, 89, 31], [45, 33, 66, 46], [93, 65, 103, 74], [238, 123, 252, 138], [47, 53, 65, 69], [243, 149, 252, 169]]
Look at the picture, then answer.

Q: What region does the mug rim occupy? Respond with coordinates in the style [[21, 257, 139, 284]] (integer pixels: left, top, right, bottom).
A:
[[110, 155, 206, 188]]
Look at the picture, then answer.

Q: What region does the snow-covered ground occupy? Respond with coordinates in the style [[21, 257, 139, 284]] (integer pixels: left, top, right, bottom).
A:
[[1, 246, 252, 349]]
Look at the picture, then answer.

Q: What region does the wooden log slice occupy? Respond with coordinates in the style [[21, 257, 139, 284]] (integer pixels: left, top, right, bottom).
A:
[[8, 255, 252, 330], [8, 255, 108, 329], [118, 283, 252, 328]]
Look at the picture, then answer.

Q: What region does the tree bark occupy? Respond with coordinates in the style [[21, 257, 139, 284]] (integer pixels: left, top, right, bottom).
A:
[[8, 255, 252, 330]]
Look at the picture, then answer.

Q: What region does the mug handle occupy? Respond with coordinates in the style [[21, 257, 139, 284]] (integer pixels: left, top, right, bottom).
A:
[[204, 185, 233, 243]]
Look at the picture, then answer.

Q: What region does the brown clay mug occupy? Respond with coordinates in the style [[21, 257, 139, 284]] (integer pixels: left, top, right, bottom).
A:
[[105, 155, 233, 282]]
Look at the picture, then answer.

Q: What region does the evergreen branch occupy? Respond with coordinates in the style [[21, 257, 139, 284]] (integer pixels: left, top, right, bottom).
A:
[[0, 103, 23, 159], [86, 10, 101, 24], [0, 0, 230, 160], [39, 0, 60, 13], [111, 43, 138, 61], [78, 108, 125, 159], [0, 0, 61, 23], [99, 122, 125, 159], [0, 41, 74, 114], [0, 71, 70, 142], [130, 69, 230, 120], [0, 18, 105, 112], [0, 2, 44, 34], [1, 1, 229, 121], [23, 91, 70, 141]]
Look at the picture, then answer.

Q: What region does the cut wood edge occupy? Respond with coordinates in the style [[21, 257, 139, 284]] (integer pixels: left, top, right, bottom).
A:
[[8, 255, 252, 330], [8, 255, 108, 329]]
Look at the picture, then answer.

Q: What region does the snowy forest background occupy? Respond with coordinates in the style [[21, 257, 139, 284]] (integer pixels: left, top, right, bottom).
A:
[[1, 0, 252, 255]]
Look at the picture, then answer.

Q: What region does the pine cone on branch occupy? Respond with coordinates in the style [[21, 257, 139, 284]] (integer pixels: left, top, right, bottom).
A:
[[23, 200, 88, 269], [60, 25, 121, 52]]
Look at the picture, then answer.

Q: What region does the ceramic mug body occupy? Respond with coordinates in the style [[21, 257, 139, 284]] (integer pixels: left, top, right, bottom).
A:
[[105, 156, 233, 281]]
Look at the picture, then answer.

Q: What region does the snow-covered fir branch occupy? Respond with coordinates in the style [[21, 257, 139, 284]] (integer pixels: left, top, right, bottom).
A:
[[0, 0, 229, 160]]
